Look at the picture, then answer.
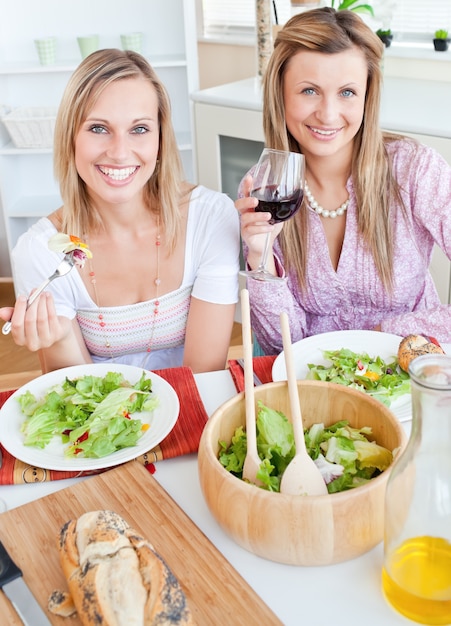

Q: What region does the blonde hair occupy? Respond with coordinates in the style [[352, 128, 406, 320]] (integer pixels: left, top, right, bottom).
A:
[[263, 8, 405, 291], [54, 48, 191, 250]]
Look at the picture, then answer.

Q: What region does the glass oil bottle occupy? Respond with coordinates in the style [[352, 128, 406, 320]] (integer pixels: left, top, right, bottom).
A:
[[382, 354, 451, 624]]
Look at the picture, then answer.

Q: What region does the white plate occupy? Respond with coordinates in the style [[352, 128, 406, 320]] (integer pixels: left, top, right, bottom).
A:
[[271, 330, 412, 422], [0, 363, 180, 471]]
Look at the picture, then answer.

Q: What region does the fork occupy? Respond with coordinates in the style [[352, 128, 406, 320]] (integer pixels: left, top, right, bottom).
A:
[[2, 254, 76, 335], [236, 358, 263, 387]]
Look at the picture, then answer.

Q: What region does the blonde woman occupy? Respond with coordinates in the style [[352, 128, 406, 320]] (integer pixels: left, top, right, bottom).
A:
[[236, 8, 451, 355], [1, 49, 240, 372]]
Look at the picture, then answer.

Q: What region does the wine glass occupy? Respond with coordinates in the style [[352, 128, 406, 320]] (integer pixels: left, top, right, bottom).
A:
[[240, 148, 305, 282]]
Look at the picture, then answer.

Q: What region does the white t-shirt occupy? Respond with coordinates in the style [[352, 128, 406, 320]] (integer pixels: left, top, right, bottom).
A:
[[12, 185, 240, 370]]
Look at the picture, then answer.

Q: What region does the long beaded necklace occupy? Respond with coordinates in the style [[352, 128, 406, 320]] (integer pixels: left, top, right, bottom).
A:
[[87, 216, 162, 367], [304, 181, 349, 219]]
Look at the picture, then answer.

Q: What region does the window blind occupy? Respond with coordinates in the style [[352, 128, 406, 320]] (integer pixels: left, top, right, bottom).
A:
[[391, 0, 451, 40], [200, 0, 451, 42]]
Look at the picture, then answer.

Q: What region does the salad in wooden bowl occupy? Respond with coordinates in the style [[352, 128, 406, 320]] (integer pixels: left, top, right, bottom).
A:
[[198, 380, 406, 566]]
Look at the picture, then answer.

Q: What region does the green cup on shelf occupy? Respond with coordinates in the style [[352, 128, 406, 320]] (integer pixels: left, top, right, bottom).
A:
[[34, 37, 57, 66], [120, 32, 143, 53], [77, 35, 99, 60]]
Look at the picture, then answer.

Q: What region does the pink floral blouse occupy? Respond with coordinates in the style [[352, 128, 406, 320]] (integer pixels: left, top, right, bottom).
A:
[[244, 139, 451, 354]]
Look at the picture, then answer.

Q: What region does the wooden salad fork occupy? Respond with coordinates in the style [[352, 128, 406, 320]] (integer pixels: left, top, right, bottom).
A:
[[240, 289, 263, 486]]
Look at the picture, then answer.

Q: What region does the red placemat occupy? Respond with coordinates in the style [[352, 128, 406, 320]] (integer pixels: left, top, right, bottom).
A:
[[0, 366, 208, 485], [228, 355, 277, 392]]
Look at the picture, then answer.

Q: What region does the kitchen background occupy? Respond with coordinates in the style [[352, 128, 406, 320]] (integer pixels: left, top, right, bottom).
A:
[[0, 0, 450, 302]]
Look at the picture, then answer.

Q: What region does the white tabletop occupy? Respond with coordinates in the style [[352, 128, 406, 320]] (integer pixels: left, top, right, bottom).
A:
[[0, 367, 421, 626]]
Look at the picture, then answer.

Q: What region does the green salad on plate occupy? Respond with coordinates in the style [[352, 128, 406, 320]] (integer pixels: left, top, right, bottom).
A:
[[306, 348, 410, 406], [17, 370, 159, 459]]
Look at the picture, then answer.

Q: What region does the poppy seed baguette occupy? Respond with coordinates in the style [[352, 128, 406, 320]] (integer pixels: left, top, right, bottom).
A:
[[55, 510, 193, 626]]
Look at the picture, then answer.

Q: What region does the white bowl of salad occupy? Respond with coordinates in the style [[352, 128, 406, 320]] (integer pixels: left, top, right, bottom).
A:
[[198, 379, 406, 566]]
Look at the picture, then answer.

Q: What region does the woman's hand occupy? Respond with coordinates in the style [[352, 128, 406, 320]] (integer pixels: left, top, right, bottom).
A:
[[2, 291, 91, 372], [235, 175, 283, 272], [0, 306, 14, 325], [0, 292, 71, 351]]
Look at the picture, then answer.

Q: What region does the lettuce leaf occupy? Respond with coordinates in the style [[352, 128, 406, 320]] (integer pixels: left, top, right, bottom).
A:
[[219, 402, 393, 494], [18, 371, 158, 458], [306, 348, 410, 407]]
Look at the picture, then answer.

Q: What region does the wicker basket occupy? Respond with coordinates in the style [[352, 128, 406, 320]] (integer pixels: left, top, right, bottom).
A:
[[1, 107, 57, 148]]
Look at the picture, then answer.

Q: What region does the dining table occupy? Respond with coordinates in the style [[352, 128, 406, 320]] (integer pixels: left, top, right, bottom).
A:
[[0, 356, 448, 626]]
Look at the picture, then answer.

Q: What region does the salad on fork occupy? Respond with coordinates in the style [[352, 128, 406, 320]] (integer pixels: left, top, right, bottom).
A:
[[2, 233, 92, 335]]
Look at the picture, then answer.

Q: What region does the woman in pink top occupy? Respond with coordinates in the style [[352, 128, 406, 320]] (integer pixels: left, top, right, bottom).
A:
[[236, 8, 451, 355]]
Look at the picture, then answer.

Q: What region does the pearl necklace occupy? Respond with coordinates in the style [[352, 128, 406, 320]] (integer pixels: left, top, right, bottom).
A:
[[87, 216, 162, 367], [304, 181, 349, 219]]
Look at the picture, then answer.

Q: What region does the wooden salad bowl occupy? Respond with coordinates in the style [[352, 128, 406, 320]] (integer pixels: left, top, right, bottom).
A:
[[198, 380, 406, 566]]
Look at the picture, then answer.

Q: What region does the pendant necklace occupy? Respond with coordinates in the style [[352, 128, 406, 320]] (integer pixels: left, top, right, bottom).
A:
[[304, 181, 349, 219], [87, 216, 162, 368]]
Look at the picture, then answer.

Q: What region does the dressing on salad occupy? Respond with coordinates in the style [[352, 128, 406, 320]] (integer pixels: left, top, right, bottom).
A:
[[18, 371, 159, 458], [219, 401, 393, 494], [306, 348, 410, 406]]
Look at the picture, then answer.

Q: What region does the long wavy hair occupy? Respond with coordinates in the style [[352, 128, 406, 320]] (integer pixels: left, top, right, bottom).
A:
[[54, 48, 191, 250], [263, 7, 405, 291]]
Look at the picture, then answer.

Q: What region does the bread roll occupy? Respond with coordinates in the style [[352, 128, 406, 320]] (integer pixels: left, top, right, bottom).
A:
[[51, 510, 193, 626], [398, 334, 444, 372]]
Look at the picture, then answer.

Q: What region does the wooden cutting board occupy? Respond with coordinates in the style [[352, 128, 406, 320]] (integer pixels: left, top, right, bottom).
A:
[[0, 462, 282, 625]]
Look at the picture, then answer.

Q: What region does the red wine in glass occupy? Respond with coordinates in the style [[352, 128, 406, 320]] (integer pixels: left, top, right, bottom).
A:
[[253, 187, 304, 224], [240, 148, 305, 282]]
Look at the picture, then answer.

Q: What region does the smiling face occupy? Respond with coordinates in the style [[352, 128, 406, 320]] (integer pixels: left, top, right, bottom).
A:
[[283, 47, 368, 166], [74, 77, 160, 208]]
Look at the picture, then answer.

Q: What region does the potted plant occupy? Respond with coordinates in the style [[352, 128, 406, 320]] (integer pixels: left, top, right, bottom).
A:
[[433, 29, 449, 52], [376, 28, 393, 48], [329, 0, 374, 17]]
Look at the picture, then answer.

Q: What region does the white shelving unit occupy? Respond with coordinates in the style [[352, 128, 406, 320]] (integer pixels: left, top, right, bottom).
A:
[[0, 0, 198, 277]]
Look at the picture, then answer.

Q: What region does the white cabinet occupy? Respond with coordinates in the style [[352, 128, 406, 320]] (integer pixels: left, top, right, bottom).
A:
[[0, 0, 198, 277], [192, 77, 451, 304]]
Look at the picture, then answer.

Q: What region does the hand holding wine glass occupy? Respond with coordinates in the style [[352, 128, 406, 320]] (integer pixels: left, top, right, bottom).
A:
[[240, 148, 305, 282]]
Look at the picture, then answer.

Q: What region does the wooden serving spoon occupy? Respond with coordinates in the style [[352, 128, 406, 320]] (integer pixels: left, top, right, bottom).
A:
[[240, 289, 262, 486], [279, 312, 328, 496]]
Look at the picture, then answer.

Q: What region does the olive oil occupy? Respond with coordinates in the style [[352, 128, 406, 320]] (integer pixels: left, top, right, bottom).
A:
[[382, 535, 451, 625], [383, 356, 451, 625]]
